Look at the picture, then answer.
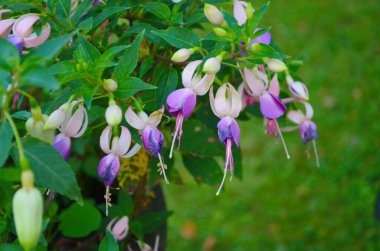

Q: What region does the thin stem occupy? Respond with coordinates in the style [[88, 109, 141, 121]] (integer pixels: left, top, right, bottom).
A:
[[4, 111, 28, 170], [275, 120, 290, 159], [312, 140, 320, 168], [221, 62, 240, 69], [14, 88, 34, 100]]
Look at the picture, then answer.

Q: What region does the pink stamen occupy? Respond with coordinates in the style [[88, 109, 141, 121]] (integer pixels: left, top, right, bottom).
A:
[[216, 139, 233, 195], [169, 114, 184, 159], [312, 139, 320, 168], [12, 92, 20, 109]]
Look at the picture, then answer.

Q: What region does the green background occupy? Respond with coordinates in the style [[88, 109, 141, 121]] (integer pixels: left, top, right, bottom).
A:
[[165, 0, 380, 250]]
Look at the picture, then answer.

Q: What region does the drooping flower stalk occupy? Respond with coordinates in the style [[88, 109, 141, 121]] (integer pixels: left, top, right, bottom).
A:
[[125, 106, 169, 183], [209, 83, 242, 195]]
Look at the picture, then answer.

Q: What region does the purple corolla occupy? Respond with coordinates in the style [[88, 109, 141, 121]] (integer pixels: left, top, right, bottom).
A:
[[209, 83, 242, 195], [166, 60, 216, 158], [53, 102, 88, 160], [125, 107, 169, 183]]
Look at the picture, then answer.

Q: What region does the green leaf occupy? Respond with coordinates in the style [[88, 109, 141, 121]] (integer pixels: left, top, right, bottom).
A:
[[0, 167, 20, 182], [49, 61, 76, 75], [11, 111, 31, 120], [28, 34, 72, 61], [11, 138, 82, 201], [152, 28, 200, 48], [71, 0, 93, 24], [19, 65, 59, 89], [0, 38, 20, 71], [136, 211, 172, 234], [98, 45, 128, 62], [154, 67, 178, 108], [250, 2, 270, 33], [78, 35, 101, 65], [92, 6, 129, 30], [182, 155, 223, 185], [0, 122, 13, 167], [115, 30, 145, 82], [98, 229, 119, 251], [118, 190, 133, 216], [139, 55, 153, 78], [0, 244, 23, 251], [181, 119, 224, 157], [59, 201, 101, 238], [143, 2, 171, 21], [114, 77, 156, 99]]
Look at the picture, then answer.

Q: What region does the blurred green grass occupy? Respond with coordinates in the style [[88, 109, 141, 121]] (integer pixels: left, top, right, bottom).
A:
[[164, 0, 380, 250]]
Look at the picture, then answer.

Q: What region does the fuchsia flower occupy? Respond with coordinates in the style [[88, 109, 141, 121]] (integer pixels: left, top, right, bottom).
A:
[[286, 102, 320, 167], [107, 216, 129, 241], [209, 83, 242, 195], [166, 60, 216, 158], [98, 125, 141, 216], [99, 126, 141, 186], [125, 107, 168, 183], [53, 102, 88, 160], [242, 66, 290, 159]]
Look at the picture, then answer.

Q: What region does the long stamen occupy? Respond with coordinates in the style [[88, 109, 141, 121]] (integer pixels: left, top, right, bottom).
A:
[[169, 114, 183, 159], [275, 120, 290, 159], [154, 235, 160, 251], [312, 139, 320, 168], [105, 185, 110, 217], [216, 165, 228, 196], [216, 141, 231, 196], [226, 139, 234, 181], [158, 153, 169, 184]]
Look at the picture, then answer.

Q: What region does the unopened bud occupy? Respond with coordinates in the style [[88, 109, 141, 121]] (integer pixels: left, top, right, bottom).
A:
[[203, 57, 221, 74], [105, 103, 122, 126], [289, 81, 309, 100], [13, 182, 43, 251], [246, 3, 254, 20], [103, 79, 118, 92], [204, 4, 224, 25], [250, 43, 261, 52], [171, 48, 194, 62], [43, 103, 70, 130], [213, 27, 227, 37], [26, 115, 55, 144], [266, 58, 287, 72]]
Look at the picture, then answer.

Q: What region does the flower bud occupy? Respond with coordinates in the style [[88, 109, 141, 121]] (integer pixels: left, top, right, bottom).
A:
[[171, 48, 194, 62], [103, 79, 118, 92], [246, 2, 254, 20], [213, 27, 227, 37], [266, 58, 287, 72], [26, 115, 55, 145], [43, 103, 70, 130], [289, 81, 309, 100], [203, 57, 221, 74], [13, 174, 43, 251], [105, 103, 122, 126], [204, 4, 224, 25]]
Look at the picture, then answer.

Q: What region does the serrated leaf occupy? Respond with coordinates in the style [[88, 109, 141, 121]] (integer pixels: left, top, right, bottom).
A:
[[250, 2, 270, 33], [143, 2, 171, 21], [78, 35, 101, 65], [151, 28, 200, 48], [115, 30, 145, 82], [0, 122, 13, 167], [114, 77, 156, 99], [59, 201, 101, 238], [182, 155, 223, 185], [0, 38, 19, 71], [11, 138, 82, 201], [98, 229, 119, 251], [19, 65, 59, 89]]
